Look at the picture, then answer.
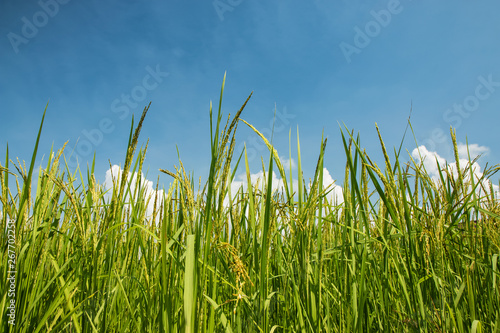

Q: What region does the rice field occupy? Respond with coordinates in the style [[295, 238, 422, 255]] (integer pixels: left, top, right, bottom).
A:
[[1, 78, 500, 332]]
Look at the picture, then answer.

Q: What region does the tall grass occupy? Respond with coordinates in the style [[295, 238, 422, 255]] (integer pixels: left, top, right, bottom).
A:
[[1, 77, 499, 332]]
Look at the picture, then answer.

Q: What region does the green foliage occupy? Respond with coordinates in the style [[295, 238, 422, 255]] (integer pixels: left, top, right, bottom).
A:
[[1, 79, 499, 332]]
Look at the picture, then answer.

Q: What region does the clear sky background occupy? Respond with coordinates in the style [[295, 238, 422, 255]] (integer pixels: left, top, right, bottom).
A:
[[1, 0, 499, 195]]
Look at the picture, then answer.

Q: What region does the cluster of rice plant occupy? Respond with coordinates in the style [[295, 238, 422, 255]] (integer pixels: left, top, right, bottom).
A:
[[1, 75, 499, 332]]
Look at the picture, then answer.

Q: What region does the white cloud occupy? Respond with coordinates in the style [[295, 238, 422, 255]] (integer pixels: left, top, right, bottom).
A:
[[322, 167, 344, 205], [229, 170, 292, 200], [103, 165, 164, 224], [411, 145, 447, 182], [229, 167, 343, 205], [226, 167, 343, 235], [457, 142, 489, 160], [411, 144, 499, 199], [280, 156, 297, 170]]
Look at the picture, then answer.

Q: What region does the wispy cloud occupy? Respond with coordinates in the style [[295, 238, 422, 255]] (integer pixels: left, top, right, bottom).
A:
[[280, 156, 297, 170]]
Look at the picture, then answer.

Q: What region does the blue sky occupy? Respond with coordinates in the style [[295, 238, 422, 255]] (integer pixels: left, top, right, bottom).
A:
[[1, 0, 499, 192]]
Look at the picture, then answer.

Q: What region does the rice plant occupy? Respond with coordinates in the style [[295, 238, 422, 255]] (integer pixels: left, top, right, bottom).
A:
[[1, 76, 499, 332]]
